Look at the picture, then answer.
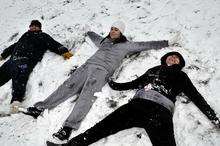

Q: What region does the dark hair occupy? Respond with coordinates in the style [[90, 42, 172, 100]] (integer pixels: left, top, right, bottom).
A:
[[100, 33, 127, 44], [29, 20, 42, 28]]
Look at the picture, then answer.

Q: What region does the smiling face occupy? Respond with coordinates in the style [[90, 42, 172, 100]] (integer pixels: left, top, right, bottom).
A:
[[29, 25, 41, 32], [109, 27, 121, 40], [165, 55, 180, 66]]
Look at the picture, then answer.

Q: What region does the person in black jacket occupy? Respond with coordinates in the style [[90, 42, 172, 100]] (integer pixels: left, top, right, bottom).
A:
[[47, 51, 220, 146], [0, 20, 73, 113]]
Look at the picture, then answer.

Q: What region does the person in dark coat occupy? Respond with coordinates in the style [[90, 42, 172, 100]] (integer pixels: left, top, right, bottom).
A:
[[0, 20, 73, 113], [47, 51, 220, 146]]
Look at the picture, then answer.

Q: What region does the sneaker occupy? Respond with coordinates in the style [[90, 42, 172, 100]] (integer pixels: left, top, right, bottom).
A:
[[52, 126, 72, 141], [23, 107, 43, 119], [46, 141, 69, 146], [10, 101, 22, 114]]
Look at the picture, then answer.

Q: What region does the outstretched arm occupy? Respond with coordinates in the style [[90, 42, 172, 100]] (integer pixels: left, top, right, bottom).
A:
[[183, 73, 220, 126], [127, 40, 169, 54], [108, 71, 150, 91], [0, 43, 17, 59], [44, 33, 69, 55], [0, 32, 30, 59], [87, 31, 103, 48]]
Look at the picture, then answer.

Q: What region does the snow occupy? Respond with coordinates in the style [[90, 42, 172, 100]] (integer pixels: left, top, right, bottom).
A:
[[0, 0, 220, 145]]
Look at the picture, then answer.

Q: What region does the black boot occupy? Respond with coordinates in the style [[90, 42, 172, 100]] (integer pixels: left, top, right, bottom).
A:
[[23, 107, 43, 119], [52, 126, 73, 141]]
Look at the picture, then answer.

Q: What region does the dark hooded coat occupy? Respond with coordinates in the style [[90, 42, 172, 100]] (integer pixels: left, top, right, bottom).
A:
[[109, 52, 218, 122]]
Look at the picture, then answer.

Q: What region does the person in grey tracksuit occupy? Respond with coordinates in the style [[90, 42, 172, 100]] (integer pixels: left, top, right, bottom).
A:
[[24, 21, 169, 140]]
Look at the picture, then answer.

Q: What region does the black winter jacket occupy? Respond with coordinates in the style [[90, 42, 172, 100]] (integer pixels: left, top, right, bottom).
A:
[[109, 64, 219, 122], [1, 30, 68, 67]]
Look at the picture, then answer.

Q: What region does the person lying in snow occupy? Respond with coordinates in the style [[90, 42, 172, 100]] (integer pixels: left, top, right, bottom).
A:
[[24, 20, 171, 141], [0, 20, 73, 113], [47, 51, 220, 146]]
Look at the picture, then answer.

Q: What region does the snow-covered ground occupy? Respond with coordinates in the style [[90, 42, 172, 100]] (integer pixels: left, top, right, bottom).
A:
[[0, 0, 220, 145]]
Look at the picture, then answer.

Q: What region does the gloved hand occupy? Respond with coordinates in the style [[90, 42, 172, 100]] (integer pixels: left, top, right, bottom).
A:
[[62, 51, 73, 60]]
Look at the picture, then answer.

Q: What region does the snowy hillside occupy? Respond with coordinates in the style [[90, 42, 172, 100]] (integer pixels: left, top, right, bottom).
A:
[[0, 0, 220, 145]]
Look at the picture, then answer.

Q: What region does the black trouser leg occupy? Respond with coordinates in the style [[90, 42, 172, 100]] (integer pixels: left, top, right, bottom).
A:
[[68, 102, 137, 146], [0, 61, 12, 87], [131, 99, 176, 146], [144, 112, 176, 146], [68, 99, 176, 146], [11, 64, 32, 103]]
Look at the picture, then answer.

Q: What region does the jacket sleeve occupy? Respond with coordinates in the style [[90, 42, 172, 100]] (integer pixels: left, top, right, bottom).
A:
[[183, 73, 219, 122], [127, 40, 168, 54], [1, 32, 29, 59], [87, 31, 103, 48], [108, 71, 150, 91], [1, 43, 17, 59], [44, 33, 68, 55]]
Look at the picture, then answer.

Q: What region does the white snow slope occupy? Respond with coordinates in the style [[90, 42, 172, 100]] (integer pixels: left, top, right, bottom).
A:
[[0, 0, 220, 146]]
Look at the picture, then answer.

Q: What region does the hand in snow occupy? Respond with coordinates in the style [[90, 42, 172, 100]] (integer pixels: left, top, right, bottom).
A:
[[80, 24, 91, 38], [83, 24, 92, 37], [168, 32, 182, 47], [84, 24, 91, 33], [62, 51, 73, 60]]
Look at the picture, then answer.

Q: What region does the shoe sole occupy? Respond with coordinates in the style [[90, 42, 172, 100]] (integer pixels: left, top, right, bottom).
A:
[[46, 141, 63, 146]]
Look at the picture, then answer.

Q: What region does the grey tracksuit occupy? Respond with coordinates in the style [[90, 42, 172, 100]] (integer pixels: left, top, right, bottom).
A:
[[34, 31, 168, 130]]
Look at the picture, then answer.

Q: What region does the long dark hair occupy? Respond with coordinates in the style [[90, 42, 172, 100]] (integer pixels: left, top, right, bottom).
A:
[[100, 33, 127, 44]]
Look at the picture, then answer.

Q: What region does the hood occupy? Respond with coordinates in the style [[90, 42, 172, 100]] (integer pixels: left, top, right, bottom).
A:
[[161, 51, 185, 69]]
